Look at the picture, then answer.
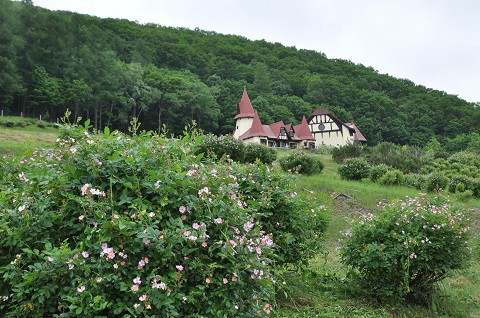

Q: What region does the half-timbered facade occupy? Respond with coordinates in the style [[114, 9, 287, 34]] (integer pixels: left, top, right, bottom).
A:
[[233, 90, 366, 148]]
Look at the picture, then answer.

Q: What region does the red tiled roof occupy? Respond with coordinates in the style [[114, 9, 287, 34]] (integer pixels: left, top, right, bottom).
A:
[[234, 90, 255, 120], [268, 121, 285, 137], [294, 116, 315, 141], [239, 113, 276, 140], [346, 121, 367, 142], [310, 109, 331, 116]]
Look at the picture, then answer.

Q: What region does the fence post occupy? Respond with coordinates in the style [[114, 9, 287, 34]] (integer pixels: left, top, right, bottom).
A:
[[40, 115, 42, 121], [1, 110, 3, 117], [21, 112, 23, 117]]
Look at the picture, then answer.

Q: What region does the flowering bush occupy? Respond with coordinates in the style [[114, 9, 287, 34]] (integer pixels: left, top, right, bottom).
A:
[[279, 152, 324, 175], [244, 144, 277, 165], [338, 158, 370, 180], [341, 195, 472, 304], [424, 172, 449, 193], [195, 133, 246, 163], [0, 124, 297, 317]]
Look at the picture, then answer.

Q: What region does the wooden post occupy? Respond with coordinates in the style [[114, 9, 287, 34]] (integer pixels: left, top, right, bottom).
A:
[[40, 115, 42, 121], [21, 112, 23, 117]]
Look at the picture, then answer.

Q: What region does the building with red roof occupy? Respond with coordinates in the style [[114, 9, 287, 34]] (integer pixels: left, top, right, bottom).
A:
[[233, 90, 366, 148]]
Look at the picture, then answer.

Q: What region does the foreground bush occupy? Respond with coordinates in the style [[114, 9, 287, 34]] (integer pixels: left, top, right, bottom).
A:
[[279, 152, 324, 175], [0, 128, 254, 316], [338, 158, 370, 180], [0, 124, 328, 317], [195, 133, 246, 162], [244, 143, 277, 164], [377, 169, 405, 186], [341, 195, 472, 304]]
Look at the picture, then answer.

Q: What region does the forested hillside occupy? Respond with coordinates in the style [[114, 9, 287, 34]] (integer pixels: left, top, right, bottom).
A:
[[1, 0, 479, 145]]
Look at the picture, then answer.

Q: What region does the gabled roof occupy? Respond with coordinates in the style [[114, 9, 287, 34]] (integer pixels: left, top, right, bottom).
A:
[[308, 108, 355, 134], [268, 121, 285, 136], [239, 113, 276, 140], [234, 90, 255, 120], [346, 121, 367, 142], [294, 116, 315, 141]]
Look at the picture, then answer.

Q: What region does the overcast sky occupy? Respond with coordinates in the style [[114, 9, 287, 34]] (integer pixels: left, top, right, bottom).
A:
[[33, 0, 480, 103]]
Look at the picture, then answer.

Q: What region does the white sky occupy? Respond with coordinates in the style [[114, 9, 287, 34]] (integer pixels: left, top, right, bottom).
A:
[[33, 0, 480, 103]]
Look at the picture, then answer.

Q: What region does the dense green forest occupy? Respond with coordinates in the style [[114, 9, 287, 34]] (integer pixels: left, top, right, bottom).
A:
[[1, 0, 479, 145]]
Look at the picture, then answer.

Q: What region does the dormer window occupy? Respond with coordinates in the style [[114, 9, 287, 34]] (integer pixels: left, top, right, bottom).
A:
[[289, 129, 294, 137], [280, 128, 286, 136]]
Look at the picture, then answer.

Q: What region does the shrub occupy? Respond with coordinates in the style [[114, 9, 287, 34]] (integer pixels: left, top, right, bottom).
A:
[[341, 195, 472, 304], [0, 126, 282, 317], [279, 152, 324, 175], [363, 142, 424, 173], [244, 143, 277, 164], [404, 174, 428, 190], [448, 151, 480, 169], [377, 169, 405, 186], [448, 174, 476, 194], [235, 164, 328, 266], [4, 121, 15, 127], [36, 121, 46, 128], [370, 164, 391, 182], [195, 133, 246, 163], [331, 142, 364, 163], [424, 172, 449, 193], [338, 158, 370, 180]]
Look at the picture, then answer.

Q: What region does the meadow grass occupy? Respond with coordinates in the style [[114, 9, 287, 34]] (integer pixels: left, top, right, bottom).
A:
[[0, 124, 58, 155]]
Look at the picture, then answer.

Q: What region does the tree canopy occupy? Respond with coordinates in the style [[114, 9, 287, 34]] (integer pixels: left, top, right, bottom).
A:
[[1, 0, 478, 145]]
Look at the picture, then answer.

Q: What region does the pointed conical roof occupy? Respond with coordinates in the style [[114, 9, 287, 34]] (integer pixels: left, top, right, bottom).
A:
[[239, 113, 271, 140], [234, 90, 255, 120], [294, 116, 315, 140]]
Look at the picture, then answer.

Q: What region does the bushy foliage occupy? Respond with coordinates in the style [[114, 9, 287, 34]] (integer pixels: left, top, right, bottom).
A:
[[363, 142, 424, 173], [424, 172, 449, 193], [331, 142, 364, 164], [404, 174, 428, 190], [244, 143, 277, 165], [234, 165, 328, 266], [377, 169, 405, 186], [341, 195, 472, 304], [195, 133, 246, 163], [338, 158, 370, 180], [0, 124, 327, 317], [448, 151, 480, 169], [369, 164, 391, 182], [279, 152, 324, 175]]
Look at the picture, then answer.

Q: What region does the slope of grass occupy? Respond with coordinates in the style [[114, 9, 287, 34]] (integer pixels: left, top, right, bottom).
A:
[[274, 151, 480, 318], [0, 118, 58, 154]]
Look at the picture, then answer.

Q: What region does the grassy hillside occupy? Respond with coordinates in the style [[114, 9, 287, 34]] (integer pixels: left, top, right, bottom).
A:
[[0, 116, 58, 154], [274, 153, 480, 317]]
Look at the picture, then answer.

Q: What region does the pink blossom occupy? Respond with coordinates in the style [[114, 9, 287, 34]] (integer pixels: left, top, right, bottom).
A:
[[77, 286, 85, 293], [179, 206, 186, 213], [139, 294, 147, 302], [78, 215, 84, 221], [223, 278, 228, 284], [81, 184, 89, 195], [176, 265, 184, 271], [82, 251, 89, 258], [131, 284, 139, 292], [205, 278, 211, 283], [133, 276, 142, 284], [214, 218, 223, 224]]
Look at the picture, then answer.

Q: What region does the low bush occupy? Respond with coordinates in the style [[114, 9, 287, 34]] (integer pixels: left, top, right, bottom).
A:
[[4, 121, 15, 127], [195, 133, 246, 163], [36, 121, 46, 128], [338, 158, 370, 180], [448, 151, 480, 169], [279, 152, 324, 175], [404, 174, 428, 190], [341, 195, 472, 304], [244, 143, 277, 164], [377, 169, 405, 186], [424, 172, 449, 193], [363, 142, 424, 173], [331, 142, 364, 163], [370, 164, 391, 182]]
